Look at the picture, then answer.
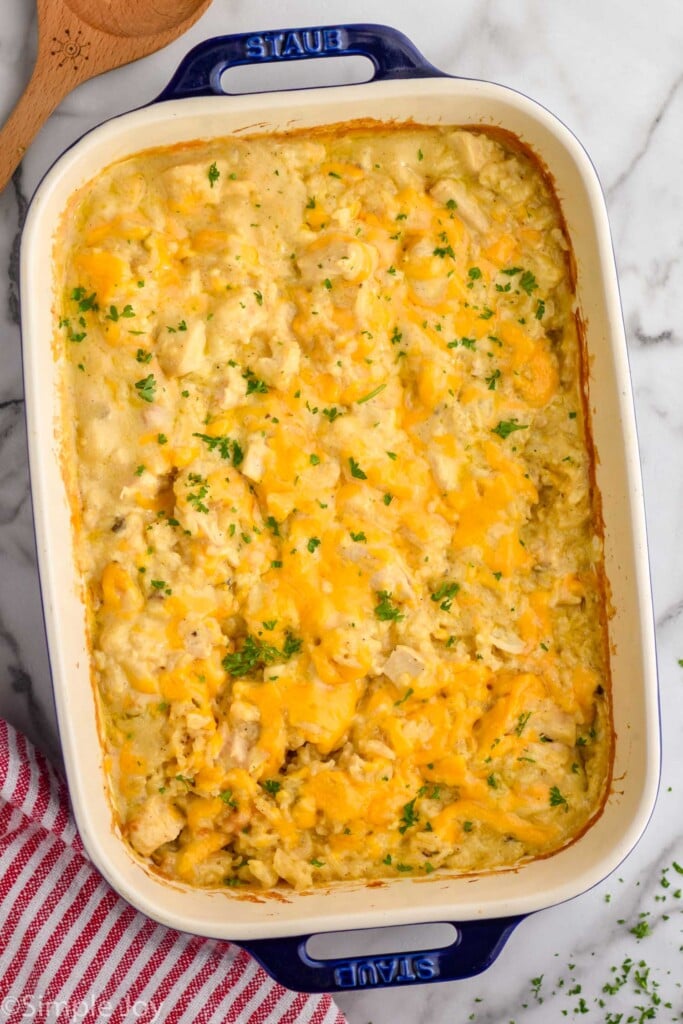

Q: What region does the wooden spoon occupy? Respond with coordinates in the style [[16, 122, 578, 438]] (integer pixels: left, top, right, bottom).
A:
[[0, 0, 212, 192]]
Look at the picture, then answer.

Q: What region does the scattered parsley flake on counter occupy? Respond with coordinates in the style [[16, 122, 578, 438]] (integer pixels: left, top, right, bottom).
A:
[[492, 419, 528, 439], [208, 162, 220, 187], [134, 374, 156, 402], [307, 537, 321, 553], [374, 590, 404, 622], [357, 383, 387, 404], [349, 457, 367, 479]]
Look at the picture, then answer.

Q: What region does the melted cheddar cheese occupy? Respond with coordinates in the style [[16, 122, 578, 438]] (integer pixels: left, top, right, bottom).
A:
[[57, 125, 611, 889]]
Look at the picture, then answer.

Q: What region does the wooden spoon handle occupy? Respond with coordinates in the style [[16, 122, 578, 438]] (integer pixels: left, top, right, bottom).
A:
[[0, 56, 80, 192]]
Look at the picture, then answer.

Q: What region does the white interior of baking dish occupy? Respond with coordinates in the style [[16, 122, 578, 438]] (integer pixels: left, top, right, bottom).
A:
[[21, 76, 659, 940]]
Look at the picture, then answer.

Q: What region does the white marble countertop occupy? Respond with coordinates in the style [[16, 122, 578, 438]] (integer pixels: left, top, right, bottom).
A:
[[1, 1, 682, 1021]]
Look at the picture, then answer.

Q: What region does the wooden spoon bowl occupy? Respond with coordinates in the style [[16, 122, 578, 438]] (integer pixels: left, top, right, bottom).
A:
[[0, 0, 212, 191]]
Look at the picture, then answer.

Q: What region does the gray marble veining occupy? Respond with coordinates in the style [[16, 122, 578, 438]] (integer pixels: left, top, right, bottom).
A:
[[0, 2, 681, 1021]]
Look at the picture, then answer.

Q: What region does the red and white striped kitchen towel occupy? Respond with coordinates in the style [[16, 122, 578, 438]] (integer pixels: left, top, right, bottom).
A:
[[0, 719, 347, 1024]]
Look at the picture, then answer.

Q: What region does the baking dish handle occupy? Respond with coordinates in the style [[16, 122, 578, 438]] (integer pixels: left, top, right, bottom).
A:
[[156, 24, 448, 101], [238, 916, 523, 993]]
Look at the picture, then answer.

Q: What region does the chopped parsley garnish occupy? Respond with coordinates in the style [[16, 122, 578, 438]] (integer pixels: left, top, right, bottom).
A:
[[310, 858, 325, 868], [386, 451, 397, 460], [468, 267, 482, 281], [349, 531, 367, 543], [515, 711, 531, 736], [150, 579, 167, 590], [519, 270, 538, 295], [186, 476, 210, 514], [265, 515, 280, 537], [262, 620, 277, 631], [433, 244, 455, 259], [535, 298, 546, 320], [485, 368, 501, 390], [417, 148, 424, 161], [192, 432, 244, 466], [398, 799, 419, 834], [357, 383, 387, 405], [323, 278, 332, 290], [322, 406, 341, 422], [222, 632, 302, 677], [253, 289, 263, 306], [487, 774, 498, 788], [208, 162, 220, 187], [262, 779, 281, 795], [70, 286, 98, 312], [430, 580, 460, 611], [305, 196, 316, 209], [243, 370, 269, 395], [134, 374, 156, 403], [349, 457, 367, 479], [479, 306, 494, 320], [105, 304, 135, 322], [374, 590, 404, 622], [460, 337, 476, 350], [157, 433, 167, 445], [549, 785, 569, 810], [136, 349, 152, 364], [219, 789, 237, 808], [383, 493, 393, 505], [501, 266, 524, 276], [307, 537, 321, 553], [463, 820, 473, 832], [134, 465, 145, 476], [390, 326, 403, 345], [492, 419, 528, 439], [394, 687, 414, 707]]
